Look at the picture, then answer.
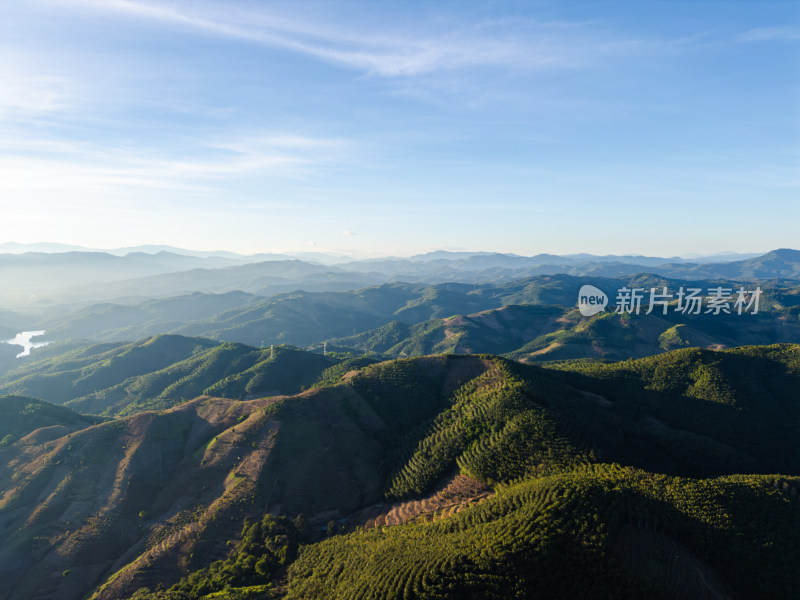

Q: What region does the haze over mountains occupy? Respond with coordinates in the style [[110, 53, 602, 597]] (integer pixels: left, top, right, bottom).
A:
[[2, 247, 800, 374], [0, 242, 765, 262], [2, 244, 800, 599], [1, 246, 797, 308]]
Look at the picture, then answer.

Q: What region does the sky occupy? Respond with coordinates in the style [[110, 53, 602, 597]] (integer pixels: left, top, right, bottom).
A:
[[0, 0, 798, 257]]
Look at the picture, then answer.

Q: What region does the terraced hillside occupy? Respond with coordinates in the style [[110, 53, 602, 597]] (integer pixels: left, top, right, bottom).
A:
[[0, 347, 798, 599], [285, 468, 800, 600]]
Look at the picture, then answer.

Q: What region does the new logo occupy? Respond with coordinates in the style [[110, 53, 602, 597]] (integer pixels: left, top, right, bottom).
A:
[[578, 285, 608, 316]]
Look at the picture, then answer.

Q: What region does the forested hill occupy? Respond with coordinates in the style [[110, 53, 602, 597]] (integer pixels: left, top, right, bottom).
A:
[[0, 345, 798, 599]]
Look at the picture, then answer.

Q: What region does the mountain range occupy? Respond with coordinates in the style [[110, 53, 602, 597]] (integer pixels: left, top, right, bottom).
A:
[[2, 245, 800, 599], [3, 248, 798, 308], [0, 274, 793, 371]]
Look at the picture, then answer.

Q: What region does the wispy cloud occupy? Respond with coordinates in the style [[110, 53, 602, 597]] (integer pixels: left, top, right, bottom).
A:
[[0, 131, 350, 199], [0, 59, 77, 117], [40, 0, 622, 77], [739, 27, 800, 42]]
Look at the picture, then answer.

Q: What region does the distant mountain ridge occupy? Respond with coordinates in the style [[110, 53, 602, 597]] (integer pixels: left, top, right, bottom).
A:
[[1, 247, 795, 308], [0, 242, 764, 263]]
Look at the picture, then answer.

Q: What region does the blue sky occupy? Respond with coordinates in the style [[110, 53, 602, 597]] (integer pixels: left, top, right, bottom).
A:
[[0, 0, 797, 257]]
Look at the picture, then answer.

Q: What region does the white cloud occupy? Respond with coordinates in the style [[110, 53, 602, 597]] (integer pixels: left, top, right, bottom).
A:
[[207, 135, 347, 156]]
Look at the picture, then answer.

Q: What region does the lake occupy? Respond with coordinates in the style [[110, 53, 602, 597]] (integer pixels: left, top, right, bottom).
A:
[[4, 330, 51, 358]]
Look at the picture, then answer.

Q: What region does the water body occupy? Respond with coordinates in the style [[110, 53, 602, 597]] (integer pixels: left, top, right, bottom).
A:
[[4, 330, 51, 358]]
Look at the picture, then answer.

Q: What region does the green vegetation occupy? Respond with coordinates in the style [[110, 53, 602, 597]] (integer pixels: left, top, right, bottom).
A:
[[286, 467, 800, 600], [657, 324, 690, 350], [0, 335, 213, 406], [504, 308, 800, 363], [0, 336, 337, 416], [130, 514, 299, 600], [35, 274, 800, 357], [332, 305, 567, 358], [379, 357, 590, 499], [555, 344, 800, 475], [0, 394, 103, 446], [323, 293, 800, 364], [132, 469, 800, 600], [2, 347, 800, 600], [310, 356, 381, 388], [367, 346, 800, 503]]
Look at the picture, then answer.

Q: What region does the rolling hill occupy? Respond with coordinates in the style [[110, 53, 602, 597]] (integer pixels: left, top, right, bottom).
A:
[[0, 335, 338, 417], [326, 299, 800, 363], [0, 395, 105, 448], [0, 273, 793, 385], [30, 274, 800, 354], [38, 292, 263, 342], [41, 281, 499, 345], [1, 347, 799, 599]]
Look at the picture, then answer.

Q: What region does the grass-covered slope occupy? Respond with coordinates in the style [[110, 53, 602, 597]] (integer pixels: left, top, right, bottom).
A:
[[170, 282, 495, 348], [67, 343, 334, 416], [331, 304, 566, 358], [511, 309, 800, 363], [557, 344, 800, 475], [357, 345, 800, 504], [0, 392, 376, 600]]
